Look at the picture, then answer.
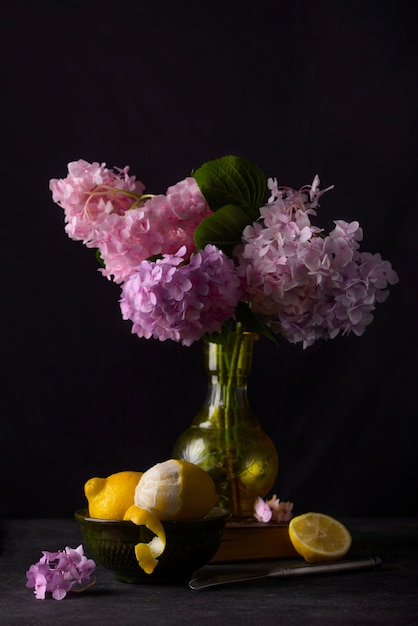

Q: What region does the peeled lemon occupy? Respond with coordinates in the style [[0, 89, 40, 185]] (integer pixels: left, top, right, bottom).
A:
[[84, 470, 143, 520], [134, 459, 219, 521], [288, 512, 352, 563]]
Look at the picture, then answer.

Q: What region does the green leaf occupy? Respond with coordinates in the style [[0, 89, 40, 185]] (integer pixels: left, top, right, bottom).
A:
[[193, 155, 267, 218], [146, 254, 164, 262], [95, 249, 105, 267], [203, 304, 278, 346], [194, 203, 250, 254], [203, 318, 237, 346], [235, 302, 278, 345]]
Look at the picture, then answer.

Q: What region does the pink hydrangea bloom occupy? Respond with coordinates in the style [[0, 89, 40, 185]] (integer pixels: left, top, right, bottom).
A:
[[49, 160, 145, 243], [92, 209, 165, 284], [51, 162, 212, 284], [153, 176, 212, 255], [94, 177, 212, 283], [237, 178, 399, 348], [120, 244, 242, 346]]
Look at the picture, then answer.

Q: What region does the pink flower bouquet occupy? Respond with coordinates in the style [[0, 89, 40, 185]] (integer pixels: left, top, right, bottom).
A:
[[50, 156, 398, 348]]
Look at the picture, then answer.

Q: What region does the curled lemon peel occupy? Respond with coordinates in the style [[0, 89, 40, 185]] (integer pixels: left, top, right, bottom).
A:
[[123, 505, 166, 574]]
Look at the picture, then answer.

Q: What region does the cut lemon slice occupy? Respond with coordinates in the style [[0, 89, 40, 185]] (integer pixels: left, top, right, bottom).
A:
[[123, 505, 167, 574], [288, 512, 352, 563]]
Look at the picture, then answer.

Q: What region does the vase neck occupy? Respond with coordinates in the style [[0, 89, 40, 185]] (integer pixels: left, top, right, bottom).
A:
[[204, 332, 258, 384], [199, 332, 259, 428]]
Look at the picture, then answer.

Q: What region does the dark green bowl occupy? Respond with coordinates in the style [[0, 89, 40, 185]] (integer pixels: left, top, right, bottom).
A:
[[75, 507, 229, 584]]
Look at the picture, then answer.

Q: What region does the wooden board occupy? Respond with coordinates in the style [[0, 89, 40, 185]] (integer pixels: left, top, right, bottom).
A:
[[210, 520, 298, 563]]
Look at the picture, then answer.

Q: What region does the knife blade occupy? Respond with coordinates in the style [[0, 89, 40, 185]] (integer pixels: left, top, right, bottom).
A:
[[189, 556, 383, 590]]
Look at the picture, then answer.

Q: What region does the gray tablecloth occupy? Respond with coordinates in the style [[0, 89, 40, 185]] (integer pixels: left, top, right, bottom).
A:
[[1, 517, 417, 625]]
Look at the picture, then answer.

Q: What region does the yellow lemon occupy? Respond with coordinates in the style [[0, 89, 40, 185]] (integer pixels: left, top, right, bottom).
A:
[[84, 470, 143, 520], [134, 459, 219, 521], [124, 505, 166, 574], [288, 512, 352, 563]]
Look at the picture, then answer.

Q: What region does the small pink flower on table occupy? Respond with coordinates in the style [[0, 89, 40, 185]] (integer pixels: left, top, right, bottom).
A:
[[254, 495, 294, 523], [267, 495, 294, 522], [26, 545, 96, 600], [254, 496, 273, 522]]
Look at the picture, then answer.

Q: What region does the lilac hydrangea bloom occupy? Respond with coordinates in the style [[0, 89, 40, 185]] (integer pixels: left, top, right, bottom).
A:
[[237, 178, 399, 348], [26, 545, 96, 600], [120, 244, 242, 346]]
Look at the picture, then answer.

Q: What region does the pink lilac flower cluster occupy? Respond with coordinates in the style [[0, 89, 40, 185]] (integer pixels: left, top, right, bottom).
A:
[[26, 545, 96, 600], [50, 161, 211, 284], [120, 244, 242, 346], [237, 177, 399, 348], [254, 495, 294, 523]]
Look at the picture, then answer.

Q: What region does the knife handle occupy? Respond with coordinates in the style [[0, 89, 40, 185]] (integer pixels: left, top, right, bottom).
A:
[[272, 556, 383, 578]]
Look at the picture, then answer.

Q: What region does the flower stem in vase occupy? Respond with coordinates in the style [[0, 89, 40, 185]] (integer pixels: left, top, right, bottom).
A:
[[173, 330, 279, 519]]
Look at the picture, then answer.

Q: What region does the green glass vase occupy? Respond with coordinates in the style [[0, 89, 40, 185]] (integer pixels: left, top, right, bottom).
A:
[[172, 332, 279, 519]]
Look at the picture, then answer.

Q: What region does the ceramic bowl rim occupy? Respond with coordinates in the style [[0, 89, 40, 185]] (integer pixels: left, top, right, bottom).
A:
[[74, 506, 230, 526]]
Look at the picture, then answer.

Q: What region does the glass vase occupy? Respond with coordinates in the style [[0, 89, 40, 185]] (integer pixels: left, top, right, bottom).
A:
[[172, 332, 279, 519]]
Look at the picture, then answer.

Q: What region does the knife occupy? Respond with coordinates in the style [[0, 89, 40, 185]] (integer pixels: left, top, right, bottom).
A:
[[189, 556, 383, 591]]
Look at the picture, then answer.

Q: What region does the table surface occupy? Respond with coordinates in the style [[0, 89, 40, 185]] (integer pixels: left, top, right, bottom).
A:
[[1, 517, 417, 626]]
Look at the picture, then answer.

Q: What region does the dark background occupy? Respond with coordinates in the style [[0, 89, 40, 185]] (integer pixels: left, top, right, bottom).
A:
[[1, 0, 417, 519]]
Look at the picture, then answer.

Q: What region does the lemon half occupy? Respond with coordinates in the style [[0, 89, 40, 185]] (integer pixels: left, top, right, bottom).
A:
[[289, 512, 352, 563]]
